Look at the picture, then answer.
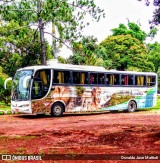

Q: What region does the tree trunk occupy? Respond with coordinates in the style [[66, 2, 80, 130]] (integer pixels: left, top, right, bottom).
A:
[[38, 0, 46, 65], [39, 19, 46, 65], [52, 22, 57, 59]]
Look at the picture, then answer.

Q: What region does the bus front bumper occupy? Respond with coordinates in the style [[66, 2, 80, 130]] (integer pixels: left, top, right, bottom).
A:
[[11, 101, 32, 114]]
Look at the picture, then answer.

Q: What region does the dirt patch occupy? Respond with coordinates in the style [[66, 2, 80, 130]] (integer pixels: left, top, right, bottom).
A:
[[0, 111, 160, 161]]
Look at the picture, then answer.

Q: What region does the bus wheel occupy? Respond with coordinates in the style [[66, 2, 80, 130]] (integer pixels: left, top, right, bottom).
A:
[[127, 101, 137, 112], [51, 103, 64, 117]]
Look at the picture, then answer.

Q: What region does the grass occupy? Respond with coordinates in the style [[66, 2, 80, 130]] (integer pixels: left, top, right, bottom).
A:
[[0, 102, 11, 115], [16, 147, 27, 154], [154, 97, 160, 109], [0, 135, 36, 141], [147, 97, 160, 112], [0, 150, 9, 154], [137, 96, 160, 113], [0, 102, 10, 109]]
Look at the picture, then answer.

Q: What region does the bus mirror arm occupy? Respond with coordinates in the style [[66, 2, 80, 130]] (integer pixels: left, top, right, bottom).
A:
[[4, 77, 12, 89]]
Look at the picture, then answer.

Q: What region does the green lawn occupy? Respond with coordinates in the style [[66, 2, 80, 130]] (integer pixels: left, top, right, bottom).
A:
[[0, 102, 11, 115], [147, 96, 160, 112]]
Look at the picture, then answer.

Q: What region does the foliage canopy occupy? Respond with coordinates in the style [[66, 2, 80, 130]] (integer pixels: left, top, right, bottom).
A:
[[99, 34, 154, 71]]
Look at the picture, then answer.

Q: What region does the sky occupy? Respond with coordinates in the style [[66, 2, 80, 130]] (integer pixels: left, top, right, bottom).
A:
[[82, 0, 160, 43], [48, 0, 160, 58]]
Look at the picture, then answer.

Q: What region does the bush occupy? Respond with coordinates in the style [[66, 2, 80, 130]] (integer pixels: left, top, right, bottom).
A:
[[0, 67, 12, 104]]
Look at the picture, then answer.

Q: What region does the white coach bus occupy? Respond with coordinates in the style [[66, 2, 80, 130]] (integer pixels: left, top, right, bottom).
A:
[[9, 62, 157, 116]]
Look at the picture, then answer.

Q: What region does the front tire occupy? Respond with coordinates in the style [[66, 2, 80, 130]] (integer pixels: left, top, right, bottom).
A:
[[51, 103, 64, 117], [127, 101, 137, 112]]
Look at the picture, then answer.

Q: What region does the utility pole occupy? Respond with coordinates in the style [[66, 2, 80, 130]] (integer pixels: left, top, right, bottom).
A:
[[37, 0, 46, 65]]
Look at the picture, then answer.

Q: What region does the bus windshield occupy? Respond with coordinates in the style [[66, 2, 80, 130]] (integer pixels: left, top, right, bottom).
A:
[[12, 70, 33, 101]]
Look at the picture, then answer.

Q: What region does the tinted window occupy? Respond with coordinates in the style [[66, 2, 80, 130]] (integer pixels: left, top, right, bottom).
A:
[[135, 75, 146, 86], [73, 71, 88, 85], [90, 73, 98, 84], [32, 69, 51, 99], [147, 76, 156, 86], [98, 73, 105, 84], [106, 74, 120, 85], [73, 72, 80, 84], [80, 72, 88, 84], [121, 75, 134, 86], [53, 70, 70, 84]]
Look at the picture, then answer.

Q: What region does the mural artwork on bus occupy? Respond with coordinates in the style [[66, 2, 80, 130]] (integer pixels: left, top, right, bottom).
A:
[[31, 86, 156, 114]]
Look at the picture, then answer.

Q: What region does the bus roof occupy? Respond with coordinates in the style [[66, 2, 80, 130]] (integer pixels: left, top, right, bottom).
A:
[[17, 63, 157, 75]]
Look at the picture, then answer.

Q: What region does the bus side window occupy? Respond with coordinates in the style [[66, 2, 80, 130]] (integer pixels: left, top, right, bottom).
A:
[[128, 75, 134, 85], [106, 74, 109, 85], [35, 69, 51, 86], [40, 71, 47, 85], [58, 72, 64, 83], [114, 74, 120, 85], [64, 71, 70, 84], [135, 75, 146, 86], [73, 72, 80, 84], [108, 74, 120, 85], [106, 74, 112, 85], [32, 80, 43, 98], [110, 74, 115, 85], [53, 70, 70, 84], [80, 72, 88, 84], [98, 73, 105, 84], [90, 73, 98, 84], [121, 75, 134, 86], [32, 69, 51, 99], [107, 74, 119, 85], [53, 71, 59, 83], [121, 75, 128, 85], [147, 76, 156, 86]]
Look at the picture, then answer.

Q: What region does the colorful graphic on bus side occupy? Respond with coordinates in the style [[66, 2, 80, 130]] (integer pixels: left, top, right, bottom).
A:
[[31, 86, 156, 114]]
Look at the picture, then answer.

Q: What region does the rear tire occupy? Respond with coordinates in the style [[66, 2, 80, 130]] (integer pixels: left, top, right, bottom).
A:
[[127, 101, 137, 112], [51, 103, 64, 117]]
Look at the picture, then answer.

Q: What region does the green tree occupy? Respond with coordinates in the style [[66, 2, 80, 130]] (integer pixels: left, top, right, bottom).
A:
[[111, 22, 147, 43], [57, 56, 67, 64], [0, 21, 52, 76], [147, 42, 160, 92], [148, 42, 160, 73], [0, 67, 11, 104], [0, 0, 104, 64], [68, 36, 103, 66], [96, 44, 112, 69], [99, 34, 154, 71], [148, 27, 158, 40]]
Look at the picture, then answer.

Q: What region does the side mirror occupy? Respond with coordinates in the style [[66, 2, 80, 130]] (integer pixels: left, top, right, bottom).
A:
[[4, 77, 12, 89], [51, 87, 55, 90]]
